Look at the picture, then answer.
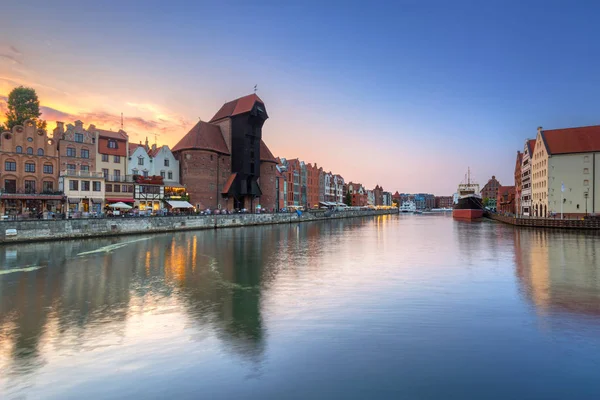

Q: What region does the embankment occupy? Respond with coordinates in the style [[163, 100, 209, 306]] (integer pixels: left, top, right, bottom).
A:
[[0, 209, 398, 244], [489, 213, 600, 230]]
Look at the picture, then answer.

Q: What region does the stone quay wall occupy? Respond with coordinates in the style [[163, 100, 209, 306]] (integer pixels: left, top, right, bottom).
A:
[[489, 213, 600, 230], [0, 209, 398, 244]]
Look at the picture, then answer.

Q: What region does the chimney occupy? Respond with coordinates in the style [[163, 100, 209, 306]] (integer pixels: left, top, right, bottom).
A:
[[145, 136, 149, 150], [152, 144, 157, 151]]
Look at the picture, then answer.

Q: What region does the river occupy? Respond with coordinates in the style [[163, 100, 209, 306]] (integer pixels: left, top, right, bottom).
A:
[[1, 214, 600, 399]]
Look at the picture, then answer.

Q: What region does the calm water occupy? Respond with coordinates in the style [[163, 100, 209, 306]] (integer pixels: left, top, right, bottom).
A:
[[1, 214, 600, 399]]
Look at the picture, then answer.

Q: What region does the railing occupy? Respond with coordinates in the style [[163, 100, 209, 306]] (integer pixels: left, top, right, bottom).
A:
[[105, 175, 135, 183], [0, 190, 64, 196], [61, 170, 104, 178]]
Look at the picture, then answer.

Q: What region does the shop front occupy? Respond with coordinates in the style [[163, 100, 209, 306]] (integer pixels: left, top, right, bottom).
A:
[[1, 194, 64, 219]]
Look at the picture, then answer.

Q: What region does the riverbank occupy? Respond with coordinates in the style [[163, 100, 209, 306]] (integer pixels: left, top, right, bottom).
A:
[[488, 213, 600, 230], [0, 209, 398, 244]]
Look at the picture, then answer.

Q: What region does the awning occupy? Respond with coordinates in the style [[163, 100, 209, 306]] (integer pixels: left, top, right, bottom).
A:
[[68, 198, 81, 204], [91, 198, 103, 204], [167, 200, 194, 209]]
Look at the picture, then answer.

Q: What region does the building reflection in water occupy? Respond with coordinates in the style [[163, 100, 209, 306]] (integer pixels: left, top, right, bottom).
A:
[[0, 217, 371, 382], [514, 229, 600, 317]]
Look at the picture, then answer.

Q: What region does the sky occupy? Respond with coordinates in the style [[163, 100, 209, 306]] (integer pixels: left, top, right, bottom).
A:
[[1, 0, 599, 195]]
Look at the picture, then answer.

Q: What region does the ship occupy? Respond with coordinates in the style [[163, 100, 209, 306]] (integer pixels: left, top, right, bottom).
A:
[[399, 201, 416, 213], [453, 168, 484, 221]]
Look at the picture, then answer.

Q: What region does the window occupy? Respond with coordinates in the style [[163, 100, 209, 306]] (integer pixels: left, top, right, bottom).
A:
[[133, 169, 139, 175], [69, 180, 79, 190], [168, 171, 173, 180], [37, 148, 44, 156], [81, 165, 90, 172], [27, 137, 33, 142], [24, 180, 36, 194], [102, 169, 109, 178], [81, 149, 90, 159], [584, 180, 590, 186], [114, 170, 121, 179], [16, 146, 22, 154], [114, 184, 121, 193], [102, 154, 109, 162], [105, 184, 113, 192], [160, 171, 165, 178], [108, 140, 116, 149], [584, 156, 590, 163], [67, 163, 76, 171], [5, 161, 16, 171], [75, 133, 84, 143], [114, 155, 120, 163], [138, 157, 144, 166], [43, 164, 53, 174], [67, 147, 76, 157], [143, 170, 148, 177], [93, 181, 101, 191], [164, 159, 169, 167], [584, 168, 589, 174], [43, 181, 54, 192], [4, 179, 16, 193], [25, 162, 35, 173], [81, 181, 90, 191]]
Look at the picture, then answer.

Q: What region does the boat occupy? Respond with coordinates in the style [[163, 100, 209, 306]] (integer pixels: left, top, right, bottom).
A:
[[453, 168, 484, 221], [399, 201, 416, 213]]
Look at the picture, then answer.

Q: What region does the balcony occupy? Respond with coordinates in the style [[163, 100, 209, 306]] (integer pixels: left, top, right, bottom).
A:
[[0, 189, 64, 200], [104, 175, 135, 183], [62, 170, 104, 178]]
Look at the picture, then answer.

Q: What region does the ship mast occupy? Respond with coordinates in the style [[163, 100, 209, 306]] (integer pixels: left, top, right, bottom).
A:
[[468, 167, 470, 185]]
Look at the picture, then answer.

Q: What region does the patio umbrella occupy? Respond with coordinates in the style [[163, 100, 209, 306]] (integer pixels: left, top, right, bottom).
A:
[[108, 202, 132, 209]]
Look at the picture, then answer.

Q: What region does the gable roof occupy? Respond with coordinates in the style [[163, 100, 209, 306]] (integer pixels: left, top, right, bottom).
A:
[[129, 143, 145, 155], [209, 94, 264, 123], [148, 145, 169, 158], [527, 139, 536, 155], [94, 128, 128, 141], [172, 121, 230, 154], [541, 125, 600, 155], [260, 140, 277, 163]]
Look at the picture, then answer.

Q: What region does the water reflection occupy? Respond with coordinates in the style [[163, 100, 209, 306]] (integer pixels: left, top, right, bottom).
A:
[[514, 229, 600, 316], [0, 217, 371, 386]]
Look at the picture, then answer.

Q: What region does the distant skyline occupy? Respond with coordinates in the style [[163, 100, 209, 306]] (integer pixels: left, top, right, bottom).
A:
[[2, 1, 599, 194]]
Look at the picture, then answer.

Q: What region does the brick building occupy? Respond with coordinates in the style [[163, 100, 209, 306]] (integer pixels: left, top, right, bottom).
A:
[[514, 151, 522, 215], [373, 185, 384, 206], [481, 175, 501, 201], [172, 94, 277, 211], [392, 191, 401, 206], [0, 120, 62, 216], [435, 196, 454, 208], [497, 186, 516, 214], [347, 182, 367, 206]]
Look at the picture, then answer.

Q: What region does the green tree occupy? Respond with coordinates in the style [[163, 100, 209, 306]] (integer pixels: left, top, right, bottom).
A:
[[5, 86, 46, 129], [483, 197, 490, 207], [0, 123, 5, 132], [345, 191, 352, 206]]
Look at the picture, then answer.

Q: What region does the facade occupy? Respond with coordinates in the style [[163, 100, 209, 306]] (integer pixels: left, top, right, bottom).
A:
[[334, 175, 344, 203], [93, 126, 134, 204], [531, 125, 600, 218], [306, 163, 321, 208], [148, 144, 180, 184], [281, 158, 301, 207], [129, 143, 152, 178], [382, 191, 392, 206], [481, 176, 501, 210], [275, 165, 287, 211], [435, 196, 454, 208], [520, 139, 536, 216], [497, 186, 516, 214], [59, 170, 105, 215], [347, 182, 368, 206], [367, 190, 375, 206], [172, 94, 277, 211], [514, 151, 522, 215], [0, 120, 62, 216]]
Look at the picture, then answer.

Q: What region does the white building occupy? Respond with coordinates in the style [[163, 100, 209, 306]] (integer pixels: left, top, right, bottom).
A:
[[149, 145, 180, 184], [520, 139, 535, 216], [59, 170, 105, 216]]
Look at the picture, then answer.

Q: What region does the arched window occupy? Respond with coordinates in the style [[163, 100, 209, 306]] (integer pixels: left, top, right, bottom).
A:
[[38, 148, 44, 156], [16, 146, 22, 153], [27, 147, 33, 155]]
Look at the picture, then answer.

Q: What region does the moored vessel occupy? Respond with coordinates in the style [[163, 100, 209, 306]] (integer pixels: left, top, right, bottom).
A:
[[453, 168, 484, 221]]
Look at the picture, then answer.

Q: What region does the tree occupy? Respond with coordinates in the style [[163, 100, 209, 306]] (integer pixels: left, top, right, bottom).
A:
[[392, 199, 399, 208], [344, 191, 352, 206], [5, 86, 46, 130], [0, 123, 5, 132], [483, 197, 490, 207]]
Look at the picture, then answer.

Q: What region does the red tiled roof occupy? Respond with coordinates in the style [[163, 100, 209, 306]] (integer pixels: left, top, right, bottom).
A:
[[129, 143, 144, 155], [541, 125, 600, 155], [527, 139, 536, 154], [209, 94, 264, 123], [95, 128, 128, 140], [260, 140, 277, 163], [172, 121, 230, 154], [147, 146, 162, 157], [222, 173, 237, 194]]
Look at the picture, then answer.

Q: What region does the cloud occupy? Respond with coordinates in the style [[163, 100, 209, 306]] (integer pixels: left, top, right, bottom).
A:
[[9, 46, 21, 56], [0, 43, 23, 65], [0, 54, 22, 65]]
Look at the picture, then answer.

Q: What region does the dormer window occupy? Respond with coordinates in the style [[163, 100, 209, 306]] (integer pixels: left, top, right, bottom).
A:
[[108, 140, 117, 149]]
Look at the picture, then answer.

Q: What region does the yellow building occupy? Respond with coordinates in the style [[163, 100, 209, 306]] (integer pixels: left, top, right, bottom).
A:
[[531, 125, 600, 218]]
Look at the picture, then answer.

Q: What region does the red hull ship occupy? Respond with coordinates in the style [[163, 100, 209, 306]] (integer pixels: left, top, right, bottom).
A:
[[453, 168, 484, 221]]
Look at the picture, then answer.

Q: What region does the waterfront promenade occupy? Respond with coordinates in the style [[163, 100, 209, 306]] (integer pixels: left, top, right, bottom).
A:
[[0, 208, 398, 244]]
